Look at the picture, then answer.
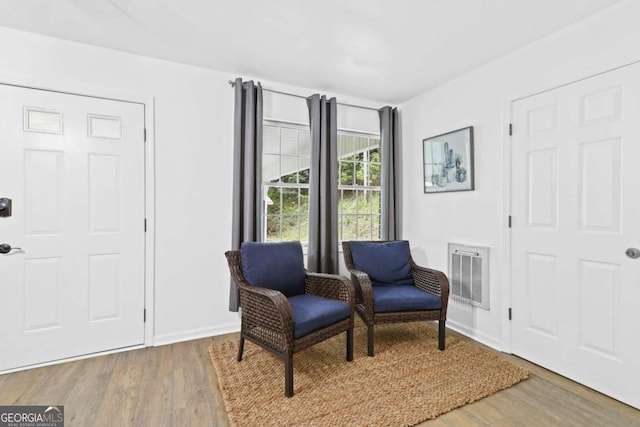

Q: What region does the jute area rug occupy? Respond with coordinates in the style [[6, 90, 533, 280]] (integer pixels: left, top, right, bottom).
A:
[[209, 322, 530, 427]]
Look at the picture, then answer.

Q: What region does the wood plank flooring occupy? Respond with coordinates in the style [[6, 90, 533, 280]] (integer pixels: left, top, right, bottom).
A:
[[1, 329, 639, 426]]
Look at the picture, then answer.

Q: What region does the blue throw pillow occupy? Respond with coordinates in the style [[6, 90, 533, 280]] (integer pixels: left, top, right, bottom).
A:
[[350, 241, 414, 286], [240, 241, 306, 296]]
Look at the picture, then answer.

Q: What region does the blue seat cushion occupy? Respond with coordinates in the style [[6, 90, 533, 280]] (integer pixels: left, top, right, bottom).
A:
[[350, 241, 414, 286], [288, 294, 351, 338], [240, 241, 306, 297], [373, 285, 441, 313]]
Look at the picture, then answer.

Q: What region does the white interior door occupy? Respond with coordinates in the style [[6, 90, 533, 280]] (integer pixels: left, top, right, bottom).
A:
[[511, 64, 640, 409], [0, 84, 146, 371]]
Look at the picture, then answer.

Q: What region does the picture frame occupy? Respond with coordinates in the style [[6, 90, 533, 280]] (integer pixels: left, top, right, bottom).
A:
[[423, 126, 474, 193]]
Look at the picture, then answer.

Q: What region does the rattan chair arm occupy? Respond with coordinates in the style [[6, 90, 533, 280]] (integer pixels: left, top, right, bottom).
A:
[[225, 250, 294, 349], [237, 286, 295, 352], [305, 272, 355, 308], [346, 268, 375, 317], [411, 262, 450, 318], [409, 258, 450, 322], [239, 284, 292, 323], [340, 242, 375, 316]]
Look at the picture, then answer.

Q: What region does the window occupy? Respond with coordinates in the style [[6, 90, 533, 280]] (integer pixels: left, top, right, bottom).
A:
[[337, 132, 381, 241], [262, 121, 381, 245], [263, 121, 311, 244]]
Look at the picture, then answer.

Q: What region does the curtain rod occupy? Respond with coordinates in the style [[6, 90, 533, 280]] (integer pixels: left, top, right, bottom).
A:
[[228, 80, 382, 112]]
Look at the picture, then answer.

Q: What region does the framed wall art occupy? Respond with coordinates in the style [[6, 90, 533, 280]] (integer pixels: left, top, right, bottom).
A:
[[423, 126, 474, 193]]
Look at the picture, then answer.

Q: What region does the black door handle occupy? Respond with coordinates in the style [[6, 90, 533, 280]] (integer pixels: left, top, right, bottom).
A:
[[0, 244, 23, 254], [0, 198, 11, 217]]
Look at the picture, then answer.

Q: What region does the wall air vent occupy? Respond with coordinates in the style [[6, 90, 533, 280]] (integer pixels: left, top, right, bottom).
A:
[[448, 243, 490, 310]]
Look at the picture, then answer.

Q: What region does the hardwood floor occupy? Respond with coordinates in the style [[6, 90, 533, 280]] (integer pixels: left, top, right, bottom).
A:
[[1, 330, 639, 426]]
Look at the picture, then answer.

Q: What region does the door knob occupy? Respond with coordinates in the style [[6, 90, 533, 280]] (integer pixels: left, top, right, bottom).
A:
[[626, 248, 640, 259], [0, 198, 11, 217], [0, 243, 23, 254]]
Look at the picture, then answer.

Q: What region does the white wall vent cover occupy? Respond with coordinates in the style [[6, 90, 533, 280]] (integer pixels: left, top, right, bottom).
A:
[[448, 243, 490, 310]]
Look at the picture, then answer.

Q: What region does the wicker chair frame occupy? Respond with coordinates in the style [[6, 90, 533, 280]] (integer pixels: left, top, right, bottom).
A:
[[225, 250, 355, 397], [341, 241, 449, 356]]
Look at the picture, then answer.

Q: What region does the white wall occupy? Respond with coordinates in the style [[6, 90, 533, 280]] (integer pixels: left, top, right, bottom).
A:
[[399, 0, 640, 349], [7, 0, 636, 352], [0, 26, 381, 346]]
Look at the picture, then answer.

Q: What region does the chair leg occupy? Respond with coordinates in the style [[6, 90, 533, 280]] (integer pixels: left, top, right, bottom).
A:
[[284, 355, 294, 398], [237, 336, 245, 361], [438, 320, 446, 351], [346, 328, 354, 361], [367, 325, 375, 357]]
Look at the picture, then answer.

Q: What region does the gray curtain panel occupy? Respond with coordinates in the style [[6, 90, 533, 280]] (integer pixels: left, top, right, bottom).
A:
[[306, 94, 339, 274], [229, 78, 263, 311], [379, 106, 401, 240]]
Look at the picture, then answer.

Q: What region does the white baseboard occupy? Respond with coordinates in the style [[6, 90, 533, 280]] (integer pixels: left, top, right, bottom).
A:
[[447, 320, 503, 352], [152, 322, 241, 347]]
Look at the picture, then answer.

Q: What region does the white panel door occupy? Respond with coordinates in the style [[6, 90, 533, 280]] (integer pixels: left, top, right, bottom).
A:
[[0, 84, 145, 371], [511, 64, 640, 409]]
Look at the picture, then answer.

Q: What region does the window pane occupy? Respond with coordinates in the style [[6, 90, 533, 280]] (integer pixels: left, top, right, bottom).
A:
[[370, 141, 380, 156], [357, 215, 372, 240], [355, 162, 365, 185], [282, 215, 300, 241], [371, 191, 381, 213], [355, 136, 368, 154], [266, 215, 281, 242], [88, 114, 121, 139], [300, 188, 309, 215], [357, 190, 372, 214], [340, 161, 354, 185], [263, 154, 281, 182], [339, 134, 355, 160], [282, 188, 299, 213], [369, 162, 381, 186], [299, 165, 310, 184], [266, 187, 281, 215], [281, 156, 298, 183], [24, 108, 62, 134], [263, 125, 280, 154], [340, 189, 356, 213], [299, 214, 309, 243], [299, 131, 311, 157], [341, 215, 357, 241], [298, 155, 311, 184], [281, 127, 298, 156], [371, 214, 381, 238]]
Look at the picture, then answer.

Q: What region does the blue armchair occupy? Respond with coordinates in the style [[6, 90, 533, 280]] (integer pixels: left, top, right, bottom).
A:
[[342, 240, 449, 356], [225, 241, 354, 397]]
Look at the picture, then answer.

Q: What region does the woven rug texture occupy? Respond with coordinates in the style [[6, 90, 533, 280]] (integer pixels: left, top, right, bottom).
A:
[[209, 322, 530, 427]]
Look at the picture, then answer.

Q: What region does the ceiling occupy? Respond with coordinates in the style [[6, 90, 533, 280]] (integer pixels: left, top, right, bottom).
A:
[[0, 0, 621, 104]]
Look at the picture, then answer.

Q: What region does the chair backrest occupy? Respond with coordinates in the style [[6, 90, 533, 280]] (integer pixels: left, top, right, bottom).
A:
[[347, 240, 414, 286], [240, 241, 306, 296]]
